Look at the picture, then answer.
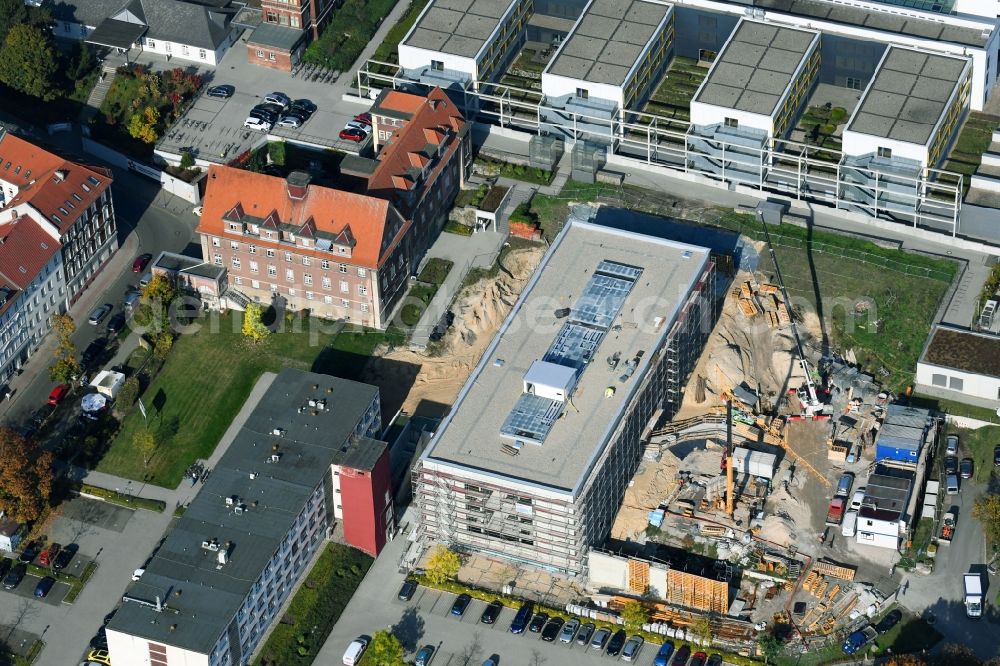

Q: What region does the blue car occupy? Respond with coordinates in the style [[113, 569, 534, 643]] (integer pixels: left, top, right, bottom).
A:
[[451, 593, 472, 617], [653, 642, 675, 666], [509, 601, 533, 634], [34, 576, 55, 598], [842, 630, 866, 655], [415, 644, 435, 666]]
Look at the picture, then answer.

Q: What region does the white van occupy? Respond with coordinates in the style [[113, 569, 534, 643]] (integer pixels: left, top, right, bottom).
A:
[[342, 637, 369, 665], [842, 510, 858, 537]]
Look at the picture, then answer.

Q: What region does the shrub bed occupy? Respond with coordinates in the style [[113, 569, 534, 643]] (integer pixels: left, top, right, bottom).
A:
[[76, 483, 166, 513]]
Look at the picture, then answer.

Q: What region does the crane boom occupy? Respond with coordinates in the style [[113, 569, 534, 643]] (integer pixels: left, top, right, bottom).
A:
[[758, 219, 823, 417]]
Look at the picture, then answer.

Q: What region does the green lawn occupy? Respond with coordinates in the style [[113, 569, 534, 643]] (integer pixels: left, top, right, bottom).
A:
[[304, 0, 399, 70], [372, 0, 429, 63], [942, 113, 998, 197], [417, 258, 454, 286], [872, 608, 942, 654], [253, 544, 373, 666], [97, 313, 402, 487]]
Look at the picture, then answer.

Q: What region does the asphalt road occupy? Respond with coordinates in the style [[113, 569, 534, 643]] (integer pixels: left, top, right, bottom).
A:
[[1, 162, 199, 430]]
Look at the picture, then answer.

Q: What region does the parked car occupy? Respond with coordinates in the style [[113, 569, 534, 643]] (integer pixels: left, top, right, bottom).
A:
[[353, 112, 372, 125], [483, 656, 499, 666], [944, 456, 958, 475], [339, 128, 367, 142], [706, 655, 723, 666], [53, 543, 78, 570], [654, 641, 675, 666], [87, 650, 112, 666], [132, 253, 152, 272], [34, 576, 56, 598], [140, 271, 153, 288], [575, 622, 595, 646], [671, 645, 692, 666], [48, 383, 70, 405], [509, 601, 532, 633], [345, 120, 371, 133], [39, 542, 61, 567], [528, 612, 548, 633], [590, 627, 611, 650], [81, 338, 107, 367], [263, 92, 291, 109], [249, 106, 279, 123], [946, 474, 960, 495], [621, 635, 644, 662], [689, 651, 709, 666], [540, 617, 564, 642], [2, 562, 26, 589], [342, 637, 368, 665], [849, 488, 866, 511], [836, 472, 854, 497], [88, 303, 112, 325], [291, 99, 316, 118], [558, 618, 579, 643], [450, 593, 472, 617], [960, 457, 974, 479], [397, 578, 418, 601], [414, 644, 436, 666], [946, 434, 959, 455], [244, 116, 272, 132], [480, 600, 503, 624], [106, 313, 127, 335], [19, 541, 40, 563], [875, 609, 902, 634], [277, 115, 303, 129], [606, 629, 627, 656], [206, 84, 235, 99]]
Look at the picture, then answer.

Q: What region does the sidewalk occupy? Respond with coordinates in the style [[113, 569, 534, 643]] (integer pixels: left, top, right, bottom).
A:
[[0, 233, 139, 422]]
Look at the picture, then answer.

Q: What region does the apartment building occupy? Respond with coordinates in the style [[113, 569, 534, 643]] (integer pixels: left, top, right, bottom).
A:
[[0, 215, 66, 384], [414, 212, 717, 576], [106, 369, 390, 666], [244, 0, 337, 71], [0, 129, 117, 306]]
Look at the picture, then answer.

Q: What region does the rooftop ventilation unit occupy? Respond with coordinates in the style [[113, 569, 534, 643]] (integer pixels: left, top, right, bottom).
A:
[[268, 453, 281, 463], [272, 428, 284, 436], [201, 538, 220, 551], [234, 504, 247, 515]]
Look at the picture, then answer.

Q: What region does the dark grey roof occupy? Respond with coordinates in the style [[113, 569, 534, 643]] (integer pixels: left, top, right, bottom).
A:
[[859, 463, 914, 522], [846, 47, 969, 146], [403, 0, 521, 58], [153, 251, 226, 280], [86, 17, 147, 48], [50, 0, 234, 50], [107, 369, 384, 654], [246, 23, 304, 50]]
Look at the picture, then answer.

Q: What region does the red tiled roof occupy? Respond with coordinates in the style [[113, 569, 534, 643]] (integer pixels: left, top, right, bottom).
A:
[[197, 166, 407, 269], [376, 90, 426, 116], [368, 88, 465, 212], [0, 214, 60, 303], [0, 132, 111, 230]]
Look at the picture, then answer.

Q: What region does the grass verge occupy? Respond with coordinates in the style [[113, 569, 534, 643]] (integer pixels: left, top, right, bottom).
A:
[[253, 544, 373, 666], [417, 258, 453, 286], [443, 220, 474, 236], [77, 483, 166, 513], [98, 312, 402, 487], [372, 0, 429, 62]]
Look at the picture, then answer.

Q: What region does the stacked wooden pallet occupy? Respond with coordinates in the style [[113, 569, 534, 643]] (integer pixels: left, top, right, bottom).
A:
[[738, 297, 759, 318], [759, 283, 779, 295], [740, 281, 754, 298], [813, 560, 857, 581], [765, 311, 780, 328]]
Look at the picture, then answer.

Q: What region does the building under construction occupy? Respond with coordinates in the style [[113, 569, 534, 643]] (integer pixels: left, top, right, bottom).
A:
[[413, 212, 718, 576]]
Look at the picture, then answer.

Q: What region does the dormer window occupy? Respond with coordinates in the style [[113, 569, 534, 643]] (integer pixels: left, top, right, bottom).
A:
[[229, 222, 241, 231]]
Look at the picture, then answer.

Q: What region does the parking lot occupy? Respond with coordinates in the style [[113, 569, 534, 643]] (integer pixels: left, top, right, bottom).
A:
[[156, 33, 375, 163]]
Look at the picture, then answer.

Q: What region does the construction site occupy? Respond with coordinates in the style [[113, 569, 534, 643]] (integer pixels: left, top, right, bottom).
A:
[[587, 225, 929, 659]]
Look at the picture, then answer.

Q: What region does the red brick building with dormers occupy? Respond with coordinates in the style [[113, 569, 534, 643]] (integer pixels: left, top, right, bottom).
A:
[[200, 88, 469, 328], [245, 0, 337, 71]]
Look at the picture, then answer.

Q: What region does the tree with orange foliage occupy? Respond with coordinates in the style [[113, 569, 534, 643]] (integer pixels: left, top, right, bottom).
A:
[[0, 427, 54, 522]]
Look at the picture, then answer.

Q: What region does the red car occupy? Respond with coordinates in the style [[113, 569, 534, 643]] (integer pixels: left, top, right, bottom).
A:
[[339, 128, 366, 142], [132, 253, 152, 273], [353, 112, 372, 126], [47, 384, 70, 405], [38, 543, 61, 567]]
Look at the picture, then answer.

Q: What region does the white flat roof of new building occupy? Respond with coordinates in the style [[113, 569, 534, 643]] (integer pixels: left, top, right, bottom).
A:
[[402, 0, 521, 59], [544, 0, 672, 87], [846, 46, 969, 146], [694, 19, 819, 117], [422, 217, 711, 495]]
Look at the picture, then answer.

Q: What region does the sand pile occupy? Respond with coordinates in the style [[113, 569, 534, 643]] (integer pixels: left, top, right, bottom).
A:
[[363, 246, 545, 417]]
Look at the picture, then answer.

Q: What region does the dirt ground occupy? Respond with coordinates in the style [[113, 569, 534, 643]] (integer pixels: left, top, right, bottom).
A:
[[363, 246, 546, 419]]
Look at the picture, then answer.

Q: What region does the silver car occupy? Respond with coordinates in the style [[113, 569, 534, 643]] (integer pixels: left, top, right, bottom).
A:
[[945, 434, 959, 456], [87, 303, 112, 325], [558, 618, 579, 643], [621, 635, 644, 662], [590, 627, 611, 650]]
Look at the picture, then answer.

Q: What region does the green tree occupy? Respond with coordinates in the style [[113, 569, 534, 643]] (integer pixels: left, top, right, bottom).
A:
[[972, 494, 1000, 551], [153, 332, 174, 361], [620, 600, 648, 633], [179, 150, 195, 169], [757, 632, 783, 665], [133, 427, 157, 468], [425, 545, 461, 586], [117, 376, 140, 409], [241, 303, 270, 343], [0, 427, 54, 522], [127, 105, 160, 143], [0, 24, 58, 100], [366, 630, 405, 666], [48, 313, 80, 384]]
